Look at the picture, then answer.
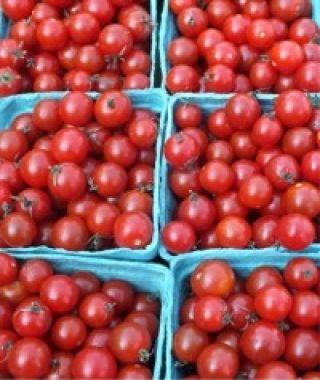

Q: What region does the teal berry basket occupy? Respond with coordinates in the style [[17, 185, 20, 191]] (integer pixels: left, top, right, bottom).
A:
[[159, 0, 320, 91], [0, 0, 158, 88], [165, 250, 320, 380], [4, 251, 173, 380], [159, 92, 320, 263], [0, 89, 167, 261]]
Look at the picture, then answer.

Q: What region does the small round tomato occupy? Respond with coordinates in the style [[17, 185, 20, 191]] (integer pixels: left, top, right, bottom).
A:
[[240, 321, 285, 364], [194, 296, 230, 332], [197, 343, 239, 379], [255, 362, 297, 380], [216, 216, 252, 248], [19, 259, 53, 294], [8, 338, 51, 379], [51, 216, 90, 251], [284, 328, 320, 371], [40, 275, 80, 315], [0, 253, 18, 286], [48, 163, 87, 202], [166, 65, 200, 93], [59, 92, 93, 127], [239, 174, 273, 209], [275, 90, 312, 128], [226, 93, 261, 130], [191, 260, 235, 298], [284, 257, 319, 291], [36, 18, 68, 51], [199, 160, 235, 195], [289, 291, 320, 328], [252, 216, 278, 248], [12, 297, 52, 338], [177, 193, 216, 232], [161, 221, 196, 254], [270, 40, 304, 75], [1, 212, 37, 248], [94, 91, 132, 128], [72, 347, 117, 379], [277, 213, 315, 251], [173, 323, 209, 363], [109, 321, 152, 364], [114, 211, 152, 249], [254, 284, 292, 322], [245, 266, 283, 296]]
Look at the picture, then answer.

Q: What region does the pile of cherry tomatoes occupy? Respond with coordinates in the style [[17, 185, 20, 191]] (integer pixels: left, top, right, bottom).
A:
[[166, 0, 320, 94], [162, 89, 320, 254], [0, 0, 153, 96], [0, 90, 157, 251], [0, 252, 160, 379], [174, 258, 320, 379]]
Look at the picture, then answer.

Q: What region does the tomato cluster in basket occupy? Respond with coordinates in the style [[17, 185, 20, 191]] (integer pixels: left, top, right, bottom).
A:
[[0, 0, 153, 96], [174, 258, 320, 379], [166, 0, 320, 93], [0, 252, 160, 379], [162, 90, 320, 254], [0, 91, 157, 251]]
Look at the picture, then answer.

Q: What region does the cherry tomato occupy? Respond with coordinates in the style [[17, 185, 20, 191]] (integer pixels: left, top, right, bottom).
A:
[[71, 347, 117, 379], [240, 320, 285, 364], [51, 216, 90, 251], [109, 321, 152, 364], [161, 220, 196, 254], [8, 338, 51, 378], [196, 343, 239, 379], [173, 323, 209, 363], [40, 275, 80, 314], [277, 213, 315, 251], [191, 260, 235, 298]]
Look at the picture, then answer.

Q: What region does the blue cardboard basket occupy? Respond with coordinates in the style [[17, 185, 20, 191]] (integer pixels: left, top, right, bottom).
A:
[[159, 0, 320, 90], [3, 251, 172, 380], [159, 93, 320, 262], [0, 89, 167, 261], [0, 0, 158, 88], [166, 250, 320, 380]]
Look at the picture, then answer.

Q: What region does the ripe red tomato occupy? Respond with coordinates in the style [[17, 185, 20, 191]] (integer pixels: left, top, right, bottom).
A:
[[289, 291, 320, 327], [12, 297, 52, 337], [275, 90, 312, 128], [173, 323, 209, 363], [71, 347, 117, 379], [94, 91, 132, 128], [166, 65, 200, 93], [109, 321, 152, 364], [254, 284, 292, 321], [40, 275, 80, 314], [59, 92, 93, 127], [191, 260, 235, 298], [19, 259, 53, 294], [216, 216, 252, 248], [245, 266, 283, 296], [284, 257, 319, 291], [240, 320, 285, 364], [256, 362, 297, 380], [197, 342, 239, 379], [51, 216, 90, 251], [0, 253, 18, 286], [239, 174, 273, 209], [8, 338, 51, 378], [161, 220, 196, 254], [277, 213, 315, 250], [51, 315, 87, 351], [114, 211, 153, 248], [284, 328, 320, 370], [194, 296, 230, 332], [1, 212, 37, 247]]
